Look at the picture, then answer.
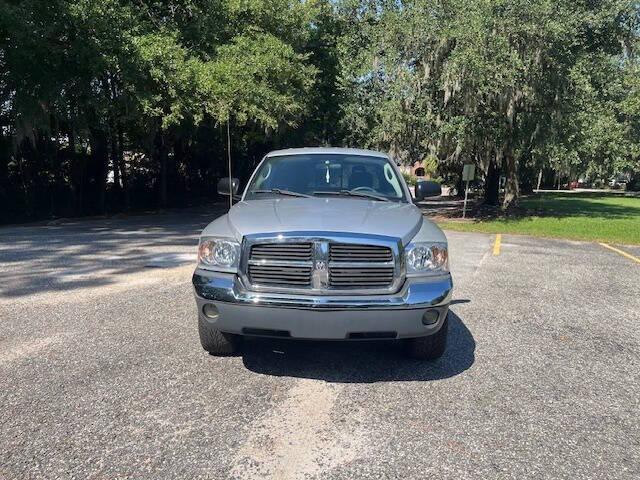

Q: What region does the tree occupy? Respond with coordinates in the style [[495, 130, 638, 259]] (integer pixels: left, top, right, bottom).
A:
[[335, 0, 640, 207], [1, 0, 639, 223]]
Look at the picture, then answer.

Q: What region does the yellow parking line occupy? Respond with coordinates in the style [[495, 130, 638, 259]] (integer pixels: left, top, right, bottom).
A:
[[493, 234, 502, 256], [599, 243, 640, 264]]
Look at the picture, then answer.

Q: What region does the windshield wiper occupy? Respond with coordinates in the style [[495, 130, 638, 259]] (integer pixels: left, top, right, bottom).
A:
[[312, 189, 390, 202], [252, 188, 312, 198]]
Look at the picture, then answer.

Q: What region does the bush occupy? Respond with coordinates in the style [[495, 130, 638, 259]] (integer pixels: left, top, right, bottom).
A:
[[422, 154, 439, 178], [402, 172, 418, 186]]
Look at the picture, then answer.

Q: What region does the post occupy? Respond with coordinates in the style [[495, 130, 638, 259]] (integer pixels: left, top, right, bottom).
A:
[[463, 179, 470, 219], [227, 121, 232, 210], [536, 168, 543, 192], [461, 164, 475, 219]]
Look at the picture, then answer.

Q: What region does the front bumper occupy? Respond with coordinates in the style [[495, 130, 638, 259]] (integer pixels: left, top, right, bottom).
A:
[[192, 269, 453, 340]]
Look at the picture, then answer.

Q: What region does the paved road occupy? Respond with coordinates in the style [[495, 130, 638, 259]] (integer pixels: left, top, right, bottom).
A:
[[1, 208, 639, 479]]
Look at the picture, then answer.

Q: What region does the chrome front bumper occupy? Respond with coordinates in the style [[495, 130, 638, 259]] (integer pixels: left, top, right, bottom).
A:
[[192, 269, 453, 339]]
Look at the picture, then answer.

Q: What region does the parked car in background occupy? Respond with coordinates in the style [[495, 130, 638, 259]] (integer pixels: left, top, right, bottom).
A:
[[609, 176, 628, 190]]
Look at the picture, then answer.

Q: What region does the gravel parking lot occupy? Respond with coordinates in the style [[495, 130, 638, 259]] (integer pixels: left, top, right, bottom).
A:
[[1, 207, 638, 479]]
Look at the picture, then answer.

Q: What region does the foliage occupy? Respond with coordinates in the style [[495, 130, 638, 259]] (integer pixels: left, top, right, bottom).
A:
[[336, 0, 640, 207], [0, 0, 639, 223], [421, 154, 438, 178], [402, 172, 418, 186]]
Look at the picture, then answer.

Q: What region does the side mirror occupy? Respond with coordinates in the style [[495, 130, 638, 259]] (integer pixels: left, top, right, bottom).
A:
[[217, 177, 239, 196], [414, 180, 441, 201]]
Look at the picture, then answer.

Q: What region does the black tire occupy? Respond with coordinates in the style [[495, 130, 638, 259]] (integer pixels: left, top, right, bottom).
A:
[[198, 317, 241, 355], [406, 312, 449, 360]]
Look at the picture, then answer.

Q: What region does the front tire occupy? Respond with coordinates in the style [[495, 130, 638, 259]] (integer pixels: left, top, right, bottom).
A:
[[198, 317, 241, 355], [406, 312, 449, 360]]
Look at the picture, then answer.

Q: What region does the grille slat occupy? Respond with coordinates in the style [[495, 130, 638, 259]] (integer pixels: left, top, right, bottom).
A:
[[330, 269, 394, 275], [249, 279, 311, 286], [331, 279, 394, 282], [251, 265, 310, 275], [330, 243, 392, 263], [252, 253, 311, 257], [248, 243, 313, 287], [250, 272, 311, 279], [328, 244, 394, 289], [251, 243, 313, 261]]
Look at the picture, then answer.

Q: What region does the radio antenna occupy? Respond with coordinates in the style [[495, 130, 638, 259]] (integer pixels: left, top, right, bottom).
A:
[[227, 121, 232, 210]]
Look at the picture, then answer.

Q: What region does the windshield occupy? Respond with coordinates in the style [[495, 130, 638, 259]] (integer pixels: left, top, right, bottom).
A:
[[244, 154, 407, 202]]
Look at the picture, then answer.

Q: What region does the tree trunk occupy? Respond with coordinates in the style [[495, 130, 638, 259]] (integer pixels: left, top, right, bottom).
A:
[[16, 140, 33, 218], [502, 151, 519, 209], [89, 127, 109, 214], [79, 145, 85, 215], [110, 125, 120, 190], [501, 91, 520, 209], [173, 136, 186, 197], [155, 130, 168, 208], [484, 156, 500, 206], [117, 126, 129, 211], [50, 116, 63, 218], [109, 120, 120, 211], [66, 124, 77, 215]]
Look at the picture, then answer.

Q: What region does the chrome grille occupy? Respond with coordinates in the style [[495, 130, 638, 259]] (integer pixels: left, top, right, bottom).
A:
[[248, 243, 313, 287], [248, 264, 312, 286], [250, 243, 313, 261], [329, 244, 394, 289], [329, 266, 395, 287], [241, 234, 403, 294], [329, 244, 392, 262]]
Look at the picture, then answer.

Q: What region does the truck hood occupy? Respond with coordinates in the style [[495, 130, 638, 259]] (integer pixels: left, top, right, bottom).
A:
[[219, 198, 423, 245]]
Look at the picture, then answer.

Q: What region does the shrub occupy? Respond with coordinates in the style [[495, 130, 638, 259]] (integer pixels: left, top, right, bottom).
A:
[[402, 172, 418, 186]]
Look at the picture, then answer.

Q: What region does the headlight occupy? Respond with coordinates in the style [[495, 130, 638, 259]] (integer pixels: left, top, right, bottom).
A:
[[405, 242, 449, 275], [198, 237, 240, 272]]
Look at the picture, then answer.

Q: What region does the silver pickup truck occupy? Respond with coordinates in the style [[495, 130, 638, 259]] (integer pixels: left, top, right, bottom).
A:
[[192, 148, 453, 359]]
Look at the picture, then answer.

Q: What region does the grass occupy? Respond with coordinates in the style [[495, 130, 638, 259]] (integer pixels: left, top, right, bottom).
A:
[[436, 192, 640, 245]]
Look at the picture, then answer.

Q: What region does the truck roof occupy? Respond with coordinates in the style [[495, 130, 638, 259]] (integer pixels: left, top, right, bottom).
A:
[[265, 147, 389, 158]]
